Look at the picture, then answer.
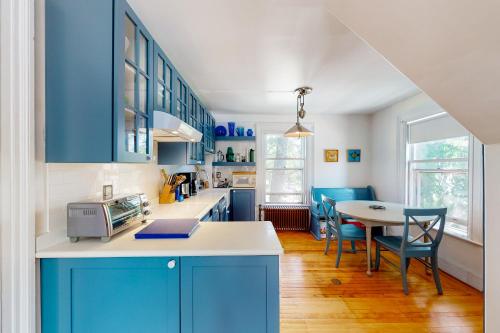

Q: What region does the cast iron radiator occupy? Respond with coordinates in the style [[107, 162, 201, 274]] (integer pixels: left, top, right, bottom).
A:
[[258, 204, 310, 231]]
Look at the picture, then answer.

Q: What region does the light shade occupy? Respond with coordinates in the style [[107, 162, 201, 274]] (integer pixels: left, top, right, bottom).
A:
[[284, 123, 314, 138]]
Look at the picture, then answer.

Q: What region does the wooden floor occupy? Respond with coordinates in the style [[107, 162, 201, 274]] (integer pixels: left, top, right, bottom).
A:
[[278, 232, 483, 333]]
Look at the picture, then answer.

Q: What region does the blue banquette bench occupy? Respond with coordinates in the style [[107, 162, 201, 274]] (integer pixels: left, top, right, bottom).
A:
[[310, 186, 377, 240]]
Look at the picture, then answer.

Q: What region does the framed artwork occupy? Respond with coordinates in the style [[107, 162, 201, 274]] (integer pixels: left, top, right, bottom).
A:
[[347, 149, 361, 162], [324, 149, 339, 162]]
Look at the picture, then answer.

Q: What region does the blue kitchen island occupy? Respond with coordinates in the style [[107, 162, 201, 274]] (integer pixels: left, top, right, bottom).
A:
[[37, 221, 283, 333]]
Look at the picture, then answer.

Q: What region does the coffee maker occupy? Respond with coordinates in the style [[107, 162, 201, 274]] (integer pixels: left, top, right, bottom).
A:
[[177, 172, 198, 197]]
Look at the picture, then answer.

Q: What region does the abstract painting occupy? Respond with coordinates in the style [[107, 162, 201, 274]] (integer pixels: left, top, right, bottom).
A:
[[347, 149, 361, 162]]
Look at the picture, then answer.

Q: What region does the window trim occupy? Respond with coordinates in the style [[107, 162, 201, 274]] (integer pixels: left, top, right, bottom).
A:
[[398, 113, 484, 245], [256, 123, 314, 206], [263, 133, 306, 204]]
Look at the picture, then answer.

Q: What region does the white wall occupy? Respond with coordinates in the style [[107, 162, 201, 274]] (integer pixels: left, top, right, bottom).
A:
[[485, 143, 500, 333], [214, 112, 373, 193], [371, 92, 484, 290]]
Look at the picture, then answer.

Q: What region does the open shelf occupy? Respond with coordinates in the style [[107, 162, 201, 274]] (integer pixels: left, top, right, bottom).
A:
[[215, 136, 256, 141], [212, 162, 256, 167]]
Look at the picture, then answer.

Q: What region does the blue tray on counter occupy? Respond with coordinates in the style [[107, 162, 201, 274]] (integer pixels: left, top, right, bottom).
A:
[[135, 219, 199, 239]]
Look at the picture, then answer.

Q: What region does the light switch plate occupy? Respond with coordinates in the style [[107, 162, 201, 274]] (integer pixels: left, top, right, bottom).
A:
[[103, 185, 113, 200]]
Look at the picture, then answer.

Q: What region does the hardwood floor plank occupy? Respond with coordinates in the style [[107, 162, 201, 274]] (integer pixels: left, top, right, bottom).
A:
[[278, 231, 483, 333]]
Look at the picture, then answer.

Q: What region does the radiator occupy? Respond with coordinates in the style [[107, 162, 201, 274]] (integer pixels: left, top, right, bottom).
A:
[[258, 204, 310, 231]]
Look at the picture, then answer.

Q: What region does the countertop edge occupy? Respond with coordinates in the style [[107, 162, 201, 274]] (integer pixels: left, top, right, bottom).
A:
[[36, 249, 284, 259]]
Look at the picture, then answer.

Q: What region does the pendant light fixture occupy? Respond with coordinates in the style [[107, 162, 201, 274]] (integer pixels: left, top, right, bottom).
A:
[[284, 87, 314, 137]]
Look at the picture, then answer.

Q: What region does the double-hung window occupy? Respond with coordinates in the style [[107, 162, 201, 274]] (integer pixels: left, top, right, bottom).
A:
[[264, 134, 306, 204], [405, 113, 482, 241]]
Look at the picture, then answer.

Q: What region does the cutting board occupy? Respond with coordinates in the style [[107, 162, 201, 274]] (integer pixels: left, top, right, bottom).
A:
[[135, 219, 200, 239]]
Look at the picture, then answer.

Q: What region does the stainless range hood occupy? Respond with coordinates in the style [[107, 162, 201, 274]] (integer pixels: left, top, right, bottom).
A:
[[153, 111, 203, 143]]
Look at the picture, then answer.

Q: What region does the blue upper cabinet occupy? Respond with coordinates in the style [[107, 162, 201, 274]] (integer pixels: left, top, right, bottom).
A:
[[153, 42, 174, 115], [203, 108, 216, 154], [113, 0, 154, 162], [45, 0, 153, 163], [175, 73, 189, 122]]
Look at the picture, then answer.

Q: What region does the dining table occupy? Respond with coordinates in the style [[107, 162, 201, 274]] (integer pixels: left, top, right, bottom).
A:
[[335, 200, 431, 276]]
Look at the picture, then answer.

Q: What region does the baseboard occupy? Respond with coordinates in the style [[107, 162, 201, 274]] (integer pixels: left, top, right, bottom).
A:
[[438, 256, 483, 291]]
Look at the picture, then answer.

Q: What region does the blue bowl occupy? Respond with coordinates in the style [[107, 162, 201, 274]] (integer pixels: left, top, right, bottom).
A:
[[215, 126, 227, 137]]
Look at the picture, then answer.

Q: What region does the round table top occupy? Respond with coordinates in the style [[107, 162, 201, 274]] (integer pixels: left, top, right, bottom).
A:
[[335, 200, 409, 224]]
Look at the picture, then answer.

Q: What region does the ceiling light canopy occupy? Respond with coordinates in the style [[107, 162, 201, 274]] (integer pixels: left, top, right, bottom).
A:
[[284, 87, 314, 138]]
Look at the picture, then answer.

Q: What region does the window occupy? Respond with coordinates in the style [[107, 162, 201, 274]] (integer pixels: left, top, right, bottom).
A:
[[264, 134, 306, 204], [405, 113, 482, 240]]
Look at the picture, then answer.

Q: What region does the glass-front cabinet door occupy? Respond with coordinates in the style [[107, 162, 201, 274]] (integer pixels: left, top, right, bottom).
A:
[[175, 74, 188, 122], [114, 0, 153, 162], [153, 42, 173, 114]]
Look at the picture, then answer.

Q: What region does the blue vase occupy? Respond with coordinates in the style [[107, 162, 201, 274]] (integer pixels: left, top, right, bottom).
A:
[[246, 129, 254, 137], [236, 127, 245, 136], [228, 122, 236, 136], [215, 125, 227, 137]]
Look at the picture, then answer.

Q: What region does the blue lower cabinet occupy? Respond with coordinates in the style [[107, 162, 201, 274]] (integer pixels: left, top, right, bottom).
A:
[[41, 257, 180, 332], [181, 256, 279, 333], [41, 255, 279, 332], [230, 189, 256, 221]]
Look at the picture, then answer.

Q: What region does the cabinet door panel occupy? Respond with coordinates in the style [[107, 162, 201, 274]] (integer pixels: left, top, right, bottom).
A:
[[114, 0, 153, 162], [153, 42, 174, 115], [41, 257, 180, 333], [45, 0, 113, 162], [181, 256, 279, 333], [231, 189, 256, 221]]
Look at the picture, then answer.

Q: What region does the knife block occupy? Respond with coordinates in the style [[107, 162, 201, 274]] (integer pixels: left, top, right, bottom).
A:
[[159, 185, 176, 204]]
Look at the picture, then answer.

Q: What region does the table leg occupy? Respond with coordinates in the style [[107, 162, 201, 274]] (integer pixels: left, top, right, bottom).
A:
[[366, 226, 372, 276]]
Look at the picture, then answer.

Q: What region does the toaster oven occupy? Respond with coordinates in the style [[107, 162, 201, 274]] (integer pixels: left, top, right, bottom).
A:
[[67, 193, 150, 242]]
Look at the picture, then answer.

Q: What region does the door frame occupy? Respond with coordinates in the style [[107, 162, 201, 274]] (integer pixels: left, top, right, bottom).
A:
[[0, 0, 36, 332]]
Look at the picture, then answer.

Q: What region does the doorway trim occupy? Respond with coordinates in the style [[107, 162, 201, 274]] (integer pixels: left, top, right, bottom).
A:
[[0, 0, 36, 332]]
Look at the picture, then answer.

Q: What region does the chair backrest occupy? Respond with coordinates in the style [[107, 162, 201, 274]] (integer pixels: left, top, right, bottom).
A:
[[312, 186, 376, 204], [321, 195, 342, 236], [402, 208, 448, 251]]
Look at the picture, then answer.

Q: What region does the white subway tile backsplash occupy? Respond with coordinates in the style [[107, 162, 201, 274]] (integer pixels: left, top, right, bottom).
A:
[[38, 163, 162, 247]]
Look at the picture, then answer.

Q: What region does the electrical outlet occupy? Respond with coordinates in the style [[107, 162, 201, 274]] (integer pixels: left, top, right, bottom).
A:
[[103, 184, 113, 200]]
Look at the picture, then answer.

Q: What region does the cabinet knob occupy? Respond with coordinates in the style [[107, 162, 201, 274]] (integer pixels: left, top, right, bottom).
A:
[[167, 260, 176, 269]]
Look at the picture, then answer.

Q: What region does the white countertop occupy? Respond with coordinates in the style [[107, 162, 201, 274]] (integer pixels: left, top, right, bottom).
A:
[[36, 221, 283, 258], [150, 188, 231, 220], [35, 188, 282, 258]]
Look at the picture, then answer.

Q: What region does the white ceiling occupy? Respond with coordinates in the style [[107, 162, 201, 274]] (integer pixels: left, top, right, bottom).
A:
[[328, 0, 500, 144], [128, 0, 419, 114]]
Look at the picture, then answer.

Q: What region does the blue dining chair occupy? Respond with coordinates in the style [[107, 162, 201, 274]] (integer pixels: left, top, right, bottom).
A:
[[322, 195, 366, 268], [374, 207, 447, 295]]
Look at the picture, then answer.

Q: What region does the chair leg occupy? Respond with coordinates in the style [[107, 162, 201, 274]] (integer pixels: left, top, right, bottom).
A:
[[400, 257, 409, 295], [374, 242, 381, 271], [431, 255, 443, 295], [335, 239, 343, 268], [324, 229, 331, 255], [350, 240, 356, 253], [406, 258, 411, 272]]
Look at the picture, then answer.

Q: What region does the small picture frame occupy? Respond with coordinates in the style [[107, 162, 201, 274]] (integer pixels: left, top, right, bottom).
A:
[[324, 149, 339, 162], [347, 149, 361, 162]]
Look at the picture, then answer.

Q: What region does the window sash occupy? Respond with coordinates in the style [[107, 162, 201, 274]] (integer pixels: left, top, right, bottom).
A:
[[407, 141, 471, 237], [264, 135, 306, 204]]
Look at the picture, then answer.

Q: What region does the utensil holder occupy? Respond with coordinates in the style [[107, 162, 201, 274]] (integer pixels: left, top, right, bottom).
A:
[[159, 185, 176, 204]]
